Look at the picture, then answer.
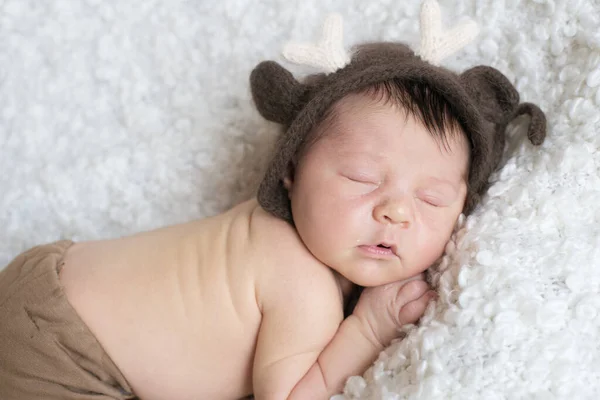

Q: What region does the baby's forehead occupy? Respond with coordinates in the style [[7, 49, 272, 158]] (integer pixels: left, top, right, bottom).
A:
[[321, 92, 470, 152], [314, 92, 397, 139]]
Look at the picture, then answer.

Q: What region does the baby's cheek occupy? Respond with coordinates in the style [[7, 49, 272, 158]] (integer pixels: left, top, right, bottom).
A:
[[419, 227, 452, 262], [418, 209, 447, 231]]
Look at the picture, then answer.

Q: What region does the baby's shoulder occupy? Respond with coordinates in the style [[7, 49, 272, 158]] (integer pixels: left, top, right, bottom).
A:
[[250, 203, 326, 276], [249, 203, 343, 315]]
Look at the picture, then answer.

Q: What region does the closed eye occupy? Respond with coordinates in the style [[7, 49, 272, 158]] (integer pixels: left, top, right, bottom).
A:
[[346, 176, 374, 184], [416, 188, 454, 208], [419, 196, 444, 207], [344, 175, 379, 185]]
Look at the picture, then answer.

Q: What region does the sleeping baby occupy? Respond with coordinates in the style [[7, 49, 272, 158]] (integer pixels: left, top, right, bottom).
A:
[[0, 2, 546, 399]]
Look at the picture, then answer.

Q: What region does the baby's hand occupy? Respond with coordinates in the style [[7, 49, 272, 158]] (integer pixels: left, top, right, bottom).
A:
[[352, 274, 436, 349]]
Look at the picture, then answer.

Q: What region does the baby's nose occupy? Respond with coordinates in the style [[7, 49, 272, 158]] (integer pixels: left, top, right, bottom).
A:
[[373, 199, 412, 227]]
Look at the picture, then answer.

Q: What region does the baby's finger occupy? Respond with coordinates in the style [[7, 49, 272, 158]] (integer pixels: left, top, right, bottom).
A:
[[393, 279, 429, 308], [390, 273, 425, 288], [403, 272, 426, 283], [397, 290, 437, 326]]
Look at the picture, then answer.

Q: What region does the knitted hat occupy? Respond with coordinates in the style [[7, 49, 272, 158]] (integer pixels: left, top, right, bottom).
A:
[[251, 0, 547, 223]]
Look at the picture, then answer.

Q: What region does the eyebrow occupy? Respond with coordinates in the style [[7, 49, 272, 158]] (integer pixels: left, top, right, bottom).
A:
[[331, 146, 383, 164], [425, 177, 462, 194]]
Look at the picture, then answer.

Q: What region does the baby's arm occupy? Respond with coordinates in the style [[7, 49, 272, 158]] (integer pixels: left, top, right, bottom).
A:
[[252, 258, 432, 399], [290, 279, 433, 399], [251, 269, 342, 400]]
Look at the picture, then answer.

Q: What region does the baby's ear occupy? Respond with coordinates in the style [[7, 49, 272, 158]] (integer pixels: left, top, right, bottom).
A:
[[250, 61, 306, 126], [282, 162, 295, 199], [460, 66, 547, 167]]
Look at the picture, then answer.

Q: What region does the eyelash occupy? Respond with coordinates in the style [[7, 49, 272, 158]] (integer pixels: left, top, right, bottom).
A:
[[419, 196, 443, 207], [346, 176, 375, 185], [344, 172, 379, 185]]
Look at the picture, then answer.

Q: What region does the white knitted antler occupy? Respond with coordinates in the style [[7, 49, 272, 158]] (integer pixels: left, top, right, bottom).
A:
[[282, 13, 350, 74], [418, 0, 479, 65], [282, 1, 478, 72]]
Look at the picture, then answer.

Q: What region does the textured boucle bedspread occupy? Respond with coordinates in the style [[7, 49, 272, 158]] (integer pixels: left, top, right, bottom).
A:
[[1, 0, 599, 398]]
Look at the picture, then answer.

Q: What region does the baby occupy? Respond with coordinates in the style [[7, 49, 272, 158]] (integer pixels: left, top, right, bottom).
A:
[[0, 3, 546, 400]]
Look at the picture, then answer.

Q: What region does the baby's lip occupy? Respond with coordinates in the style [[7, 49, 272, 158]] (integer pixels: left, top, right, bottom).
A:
[[378, 242, 399, 257], [359, 242, 400, 258]]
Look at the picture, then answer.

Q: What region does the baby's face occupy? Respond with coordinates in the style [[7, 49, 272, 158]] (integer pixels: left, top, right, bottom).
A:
[[285, 93, 469, 287]]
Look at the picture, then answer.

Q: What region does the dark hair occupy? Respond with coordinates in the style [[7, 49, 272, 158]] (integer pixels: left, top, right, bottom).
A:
[[297, 78, 469, 165], [362, 79, 466, 150]]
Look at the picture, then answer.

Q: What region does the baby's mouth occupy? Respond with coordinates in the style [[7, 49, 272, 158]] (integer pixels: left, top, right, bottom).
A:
[[378, 242, 398, 254], [358, 243, 398, 258]]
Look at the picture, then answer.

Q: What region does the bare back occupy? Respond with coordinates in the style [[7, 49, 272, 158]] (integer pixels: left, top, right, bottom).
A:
[[59, 199, 342, 400]]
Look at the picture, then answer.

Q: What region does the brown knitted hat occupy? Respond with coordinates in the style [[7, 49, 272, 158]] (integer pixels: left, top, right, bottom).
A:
[[250, 2, 547, 223]]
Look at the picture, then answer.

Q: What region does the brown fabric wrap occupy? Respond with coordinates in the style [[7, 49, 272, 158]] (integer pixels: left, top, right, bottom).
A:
[[0, 241, 136, 400], [251, 42, 547, 223]]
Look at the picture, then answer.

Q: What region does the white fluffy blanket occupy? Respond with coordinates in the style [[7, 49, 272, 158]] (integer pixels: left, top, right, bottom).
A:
[[1, 0, 599, 398]]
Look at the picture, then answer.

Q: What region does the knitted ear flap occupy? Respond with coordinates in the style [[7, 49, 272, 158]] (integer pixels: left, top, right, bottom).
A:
[[513, 102, 546, 146], [250, 61, 306, 126], [460, 66, 519, 123], [460, 66, 547, 168]]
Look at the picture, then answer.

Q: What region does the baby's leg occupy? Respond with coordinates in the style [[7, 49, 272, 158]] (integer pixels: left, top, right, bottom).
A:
[[0, 241, 137, 400]]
